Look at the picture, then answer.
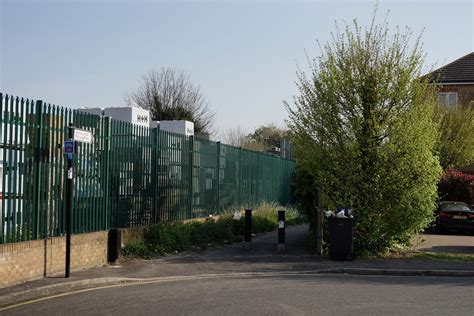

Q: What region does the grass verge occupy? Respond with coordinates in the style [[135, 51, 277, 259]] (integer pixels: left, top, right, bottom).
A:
[[381, 249, 474, 262], [122, 202, 305, 259], [406, 252, 474, 262]]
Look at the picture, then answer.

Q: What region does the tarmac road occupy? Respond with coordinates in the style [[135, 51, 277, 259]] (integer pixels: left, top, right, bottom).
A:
[[1, 224, 473, 314], [4, 274, 474, 316]]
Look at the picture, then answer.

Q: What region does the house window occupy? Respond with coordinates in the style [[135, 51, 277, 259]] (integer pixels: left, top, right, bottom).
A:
[[438, 92, 458, 106]]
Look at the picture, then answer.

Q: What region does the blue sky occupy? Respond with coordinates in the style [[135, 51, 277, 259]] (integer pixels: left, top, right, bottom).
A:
[[1, 0, 473, 137]]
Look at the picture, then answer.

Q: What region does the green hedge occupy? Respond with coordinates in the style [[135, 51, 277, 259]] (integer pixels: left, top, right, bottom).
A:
[[122, 202, 304, 258]]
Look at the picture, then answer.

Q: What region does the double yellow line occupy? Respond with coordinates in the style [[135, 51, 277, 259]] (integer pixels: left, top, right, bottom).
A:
[[0, 271, 317, 312]]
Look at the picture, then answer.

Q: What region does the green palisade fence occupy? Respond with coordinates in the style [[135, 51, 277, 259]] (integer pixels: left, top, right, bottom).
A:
[[0, 93, 294, 244]]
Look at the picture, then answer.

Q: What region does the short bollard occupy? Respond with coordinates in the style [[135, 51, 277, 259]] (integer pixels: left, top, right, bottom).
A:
[[277, 210, 285, 253], [244, 208, 252, 250]]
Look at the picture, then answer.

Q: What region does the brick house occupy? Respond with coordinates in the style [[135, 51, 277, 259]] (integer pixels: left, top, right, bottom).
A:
[[428, 52, 474, 177], [428, 52, 474, 108]]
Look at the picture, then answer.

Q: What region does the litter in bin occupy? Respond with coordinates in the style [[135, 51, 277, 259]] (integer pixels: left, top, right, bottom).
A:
[[325, 210, 335, 217], [233, 211, 242, 221], [325, 208, 354, 218]]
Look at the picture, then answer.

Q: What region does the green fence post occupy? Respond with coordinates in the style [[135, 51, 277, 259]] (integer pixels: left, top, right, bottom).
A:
[[188, 135, 194, 218], [9, 97, 18, 242], [256, 153, 260, 203], [239, 147, 242, 206], [151, 127, 159, 223], [216, 141, 220, 212], [0, 93, 3, 243], [33, 100, 43, 239], [103, 116, 111, 230]]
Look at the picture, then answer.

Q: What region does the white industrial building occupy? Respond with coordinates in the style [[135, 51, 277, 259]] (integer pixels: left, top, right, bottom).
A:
[[78, 106, 194, 136], [159, 120, 194, 136]]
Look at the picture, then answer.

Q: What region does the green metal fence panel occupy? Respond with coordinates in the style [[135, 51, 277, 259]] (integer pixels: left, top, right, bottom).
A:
[[241, 149, 260, 206], [219, 144, 241, 211], [108, 120, 154, 228], [72, 110, 110, 233], [155, 129, 192, 222], [1, 92, 294, 244], [1, 95, 74, 243], [192, 137, 218, 216]]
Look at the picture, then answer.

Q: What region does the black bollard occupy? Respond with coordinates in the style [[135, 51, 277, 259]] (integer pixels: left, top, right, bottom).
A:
[[244, 208, 252, 249], [277, 210, 285, 253]]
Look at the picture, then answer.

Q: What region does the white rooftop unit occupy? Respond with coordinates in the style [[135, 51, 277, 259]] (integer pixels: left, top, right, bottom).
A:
[[104, 106, 150, 128], [159, 120, 194, 136], [75, 106, 196, 137]]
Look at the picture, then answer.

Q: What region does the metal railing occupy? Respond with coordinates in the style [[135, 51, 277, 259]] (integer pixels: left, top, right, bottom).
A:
[[0, 93, 294, 244]]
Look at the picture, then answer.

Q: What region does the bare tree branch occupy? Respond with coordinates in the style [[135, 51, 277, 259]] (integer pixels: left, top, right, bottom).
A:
[[126, 68, 215, 134], [221, 126, 248, 147]]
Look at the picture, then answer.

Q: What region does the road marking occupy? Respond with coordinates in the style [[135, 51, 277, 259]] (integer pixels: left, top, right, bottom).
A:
[[3, 269, 468, 311], [0, 271, 321, 311]]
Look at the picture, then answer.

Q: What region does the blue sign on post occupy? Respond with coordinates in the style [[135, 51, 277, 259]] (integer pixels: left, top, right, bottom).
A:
[[64, 140, 75, 160]]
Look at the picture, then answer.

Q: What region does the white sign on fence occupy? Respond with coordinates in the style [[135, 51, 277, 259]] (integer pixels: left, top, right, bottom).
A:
[[73, 129, 93, 144]]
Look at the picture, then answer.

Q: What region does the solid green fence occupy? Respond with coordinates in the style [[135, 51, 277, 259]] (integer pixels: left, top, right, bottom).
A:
[[0, 93, 294, 244]]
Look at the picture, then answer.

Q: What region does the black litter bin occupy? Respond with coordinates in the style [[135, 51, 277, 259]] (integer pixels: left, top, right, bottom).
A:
[[328, 217, 354, 260]]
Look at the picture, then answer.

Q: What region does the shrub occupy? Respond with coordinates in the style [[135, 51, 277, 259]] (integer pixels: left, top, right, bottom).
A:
[[121, 242, 151, 258], [434, 105, 474, 170], [121, 203, 304, 258], [438, 169, 474, 204], [292, 165, 319, 230], [285, 12, 442, 255]]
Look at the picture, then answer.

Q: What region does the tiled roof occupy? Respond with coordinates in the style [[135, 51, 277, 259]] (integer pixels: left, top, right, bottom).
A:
[[427, 52, 474, 84]]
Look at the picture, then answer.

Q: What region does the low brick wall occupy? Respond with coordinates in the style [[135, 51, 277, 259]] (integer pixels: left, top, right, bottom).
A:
[[0, 226, 155, 288], [0, 231, 108, 288], [120, 226, 145, 247]]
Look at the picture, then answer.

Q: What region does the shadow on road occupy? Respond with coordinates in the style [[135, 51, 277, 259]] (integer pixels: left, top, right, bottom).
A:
[[133, 224, 474, 280], [252, 273, 474, 287]]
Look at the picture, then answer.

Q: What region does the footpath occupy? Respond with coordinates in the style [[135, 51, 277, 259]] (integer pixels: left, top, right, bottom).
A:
[[1, 224, 473, 308]]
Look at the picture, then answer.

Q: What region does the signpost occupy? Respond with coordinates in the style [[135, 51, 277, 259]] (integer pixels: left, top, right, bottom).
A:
[[63, 125, 93, 278], [64, 139, 74, 161], [73, 128, 93, 144]]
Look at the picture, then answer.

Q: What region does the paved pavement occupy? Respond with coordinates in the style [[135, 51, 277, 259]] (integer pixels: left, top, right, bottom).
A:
[[1, 224, 474, 310], [413, 232, 474, 254]]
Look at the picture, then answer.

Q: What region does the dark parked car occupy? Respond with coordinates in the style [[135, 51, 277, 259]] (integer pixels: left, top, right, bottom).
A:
[[433, 201, 474, 234]]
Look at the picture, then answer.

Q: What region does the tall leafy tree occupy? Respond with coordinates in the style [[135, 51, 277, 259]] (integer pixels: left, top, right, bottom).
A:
[[247, 124, 287, 149], [286, 13, 442, 254], [221, 124, 287, 152]]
